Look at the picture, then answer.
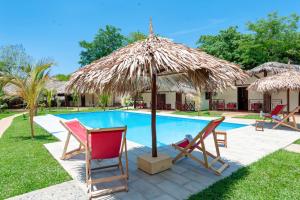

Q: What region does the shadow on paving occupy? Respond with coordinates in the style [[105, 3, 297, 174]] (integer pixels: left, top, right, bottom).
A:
[[59, 143, 245, 200], [250, 121, 300, 132]]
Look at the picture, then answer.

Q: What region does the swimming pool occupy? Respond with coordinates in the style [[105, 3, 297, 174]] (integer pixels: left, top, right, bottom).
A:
[[56, 111, 247, 147]]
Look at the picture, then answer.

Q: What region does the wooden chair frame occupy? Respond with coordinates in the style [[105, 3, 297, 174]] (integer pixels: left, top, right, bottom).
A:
[[172, 117, 229, 175], [60, 120, 128, 199], [272, 106, 300, 131]]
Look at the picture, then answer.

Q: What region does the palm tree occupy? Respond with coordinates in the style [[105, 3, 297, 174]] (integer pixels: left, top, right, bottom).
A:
[[0, 63, 51, 137], [98, 93, 110, 110], [43, 88, 56, 111]]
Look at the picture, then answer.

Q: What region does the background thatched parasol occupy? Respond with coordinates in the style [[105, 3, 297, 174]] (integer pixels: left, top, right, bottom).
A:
[[248, 70, 300, 113], [67, 20, 247, 157], [247, 62, 300, 76]]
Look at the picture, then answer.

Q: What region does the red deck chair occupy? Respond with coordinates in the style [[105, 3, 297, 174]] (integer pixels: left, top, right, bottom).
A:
[[172, 117, 229, 175], [60, 119, 128, 199], [263, 104, 286, 119]]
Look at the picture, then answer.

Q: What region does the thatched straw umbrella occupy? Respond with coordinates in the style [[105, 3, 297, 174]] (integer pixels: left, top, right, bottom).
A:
[[247, 62, 300, 76], [67, 20, 247, 158], [248, 70, 300, 113], [247, 62, 300, 112]]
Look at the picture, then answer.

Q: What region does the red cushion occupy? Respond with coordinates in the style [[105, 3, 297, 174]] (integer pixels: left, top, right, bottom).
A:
[[178, 139, 190, 148]]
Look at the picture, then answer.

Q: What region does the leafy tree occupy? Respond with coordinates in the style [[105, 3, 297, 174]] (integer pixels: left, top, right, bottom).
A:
[[98, 93, 110, 110], [53, 74, 70, 81], [197, 12, 300, 69], [71, 90, 80, 111], [240, 12, 300, 68], [43, 88, 56, 110], [0, 62, 51, 137], [127, 31, 147, 44], [0, 44, 31, 74], [79, 25, 127, 66], [197, 26, 248, 64]]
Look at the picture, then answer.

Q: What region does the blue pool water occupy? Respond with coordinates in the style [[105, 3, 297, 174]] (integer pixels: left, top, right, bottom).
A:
[[56, 111, 247, 147]]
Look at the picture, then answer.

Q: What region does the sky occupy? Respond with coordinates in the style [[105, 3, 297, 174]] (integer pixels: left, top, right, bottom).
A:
[[1, 0, 300, 75]]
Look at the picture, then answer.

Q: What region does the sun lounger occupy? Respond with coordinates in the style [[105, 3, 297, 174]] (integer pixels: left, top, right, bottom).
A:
[[172, 117, 229, 175], [263, 104, 286, 120], [60, 119, 128, 199], [272, 106, 300, 131]]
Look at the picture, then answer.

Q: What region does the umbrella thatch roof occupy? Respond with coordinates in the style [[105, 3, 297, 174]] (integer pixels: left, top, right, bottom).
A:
[[247, 62, 300, 76], [67, 33, 247, 94], [3, 78, 67, 96], [45, 79, 67, 94], [248, 70, 300, 93]]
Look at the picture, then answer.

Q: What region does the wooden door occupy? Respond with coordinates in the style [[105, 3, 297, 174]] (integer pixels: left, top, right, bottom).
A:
[[238, 87, 248, 110], [176, 93, 182, 110], [81, 95, 86, 107], [157, 94, 166, 109]]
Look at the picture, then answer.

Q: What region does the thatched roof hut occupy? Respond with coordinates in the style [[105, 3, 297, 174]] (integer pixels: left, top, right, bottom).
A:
[[247, 62, 300, 76], [45, 79, 67, 94], [248, 70, 300, 112], [248, 71, 300, 93], [67, 20, 247, 158]]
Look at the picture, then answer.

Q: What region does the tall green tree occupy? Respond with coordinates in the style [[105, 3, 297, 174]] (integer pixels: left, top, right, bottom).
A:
[[98, 93, 110, 110], [0, 44, 31, 74], [53, 74, 70, 81], [197, 12, 300, 69], [197, 26, 248, 64], [127, 31, 147, 44], [240, 12, 300, 68], [79, 25, 127, 66], [0, 62, 51, 137]]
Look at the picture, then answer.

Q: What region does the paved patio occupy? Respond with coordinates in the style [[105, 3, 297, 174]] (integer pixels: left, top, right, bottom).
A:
[[22, 111, 300, 200]]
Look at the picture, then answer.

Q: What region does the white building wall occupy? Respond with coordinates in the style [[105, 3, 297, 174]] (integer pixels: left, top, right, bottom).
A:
[[142, 93, 151, 108], [84, 94, 97, 106], [271, 91, 299, 111], [213, 88, 237, 104], [200, 92, 209, 110], [290, 91, 299, 111], [165, 92, 176, 109]]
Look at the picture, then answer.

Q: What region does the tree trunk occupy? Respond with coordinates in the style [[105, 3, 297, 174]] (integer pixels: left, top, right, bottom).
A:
[[29, 109, 35, 138], [77, 97, 80, 112], [151, 72, 157, 157]]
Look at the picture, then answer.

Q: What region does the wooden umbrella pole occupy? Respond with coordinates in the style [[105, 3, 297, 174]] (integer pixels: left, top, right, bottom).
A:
[[151, 70, 158, 157], [287, 89, 290, 122], [287, 89, 290, 113]]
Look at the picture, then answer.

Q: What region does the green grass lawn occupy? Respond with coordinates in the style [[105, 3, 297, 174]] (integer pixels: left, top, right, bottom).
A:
[[232, 114, 264, 120], [189, 150, 300, 200], [172, 110, 223, 117], [37, 107, 105, 115], [294, 139, 300, 144], [0, 110, 19, 119], [0, 116, 71, 199]]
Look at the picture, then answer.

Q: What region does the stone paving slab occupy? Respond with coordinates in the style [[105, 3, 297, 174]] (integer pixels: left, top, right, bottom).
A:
[[7, 180, 87, 200], [31, 112, 300, 200], [285, 143, 300, 153]]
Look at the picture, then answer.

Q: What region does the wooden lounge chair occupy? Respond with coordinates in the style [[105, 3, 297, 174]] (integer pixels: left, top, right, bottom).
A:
[[272, 106, 300, 131], [172, 117, 229, 175], [60, 119, 128, 199], [263, 104, 286, 120]]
